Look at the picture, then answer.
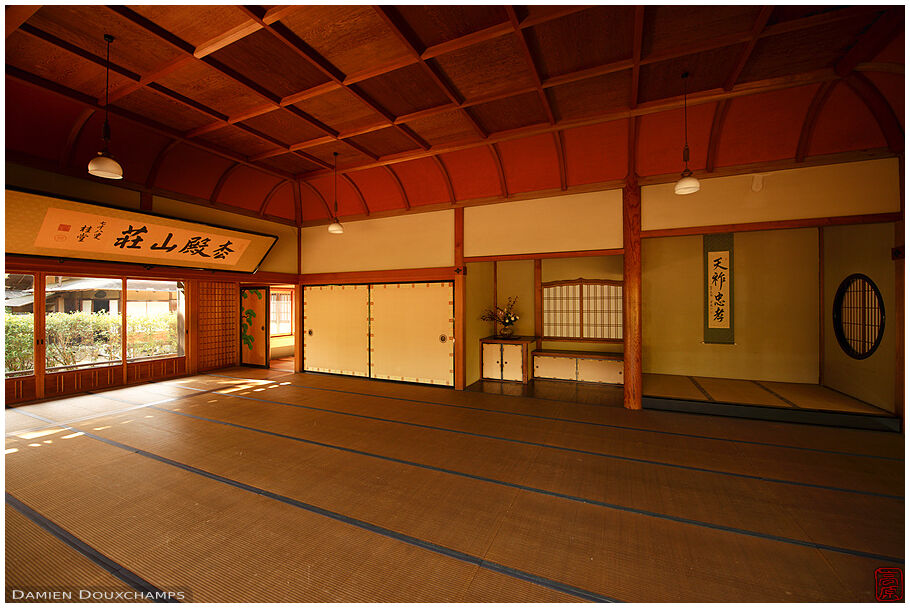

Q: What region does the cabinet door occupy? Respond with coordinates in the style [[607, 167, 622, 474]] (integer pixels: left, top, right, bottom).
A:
[[303, 285, 370, 377], [533, 355, 576, 380], [482, 343, 502, 379], [370, 282, 454, 386], [577, 358, 623, 384], [501, 343, 524, 382]]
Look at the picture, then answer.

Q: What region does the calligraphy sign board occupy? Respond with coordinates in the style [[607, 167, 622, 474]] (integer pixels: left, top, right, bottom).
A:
[[704, 233, 734, 344], [6, 190, 277, 273]]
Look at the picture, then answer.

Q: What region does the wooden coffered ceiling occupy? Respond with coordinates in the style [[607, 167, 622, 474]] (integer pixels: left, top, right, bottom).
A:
[[5, 4, 905, 227]]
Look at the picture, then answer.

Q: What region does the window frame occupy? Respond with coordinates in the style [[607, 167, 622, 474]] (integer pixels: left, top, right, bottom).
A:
[[269, 288, 294, 337], [540, 278, 623, 343], [832, 273, 885, 360]]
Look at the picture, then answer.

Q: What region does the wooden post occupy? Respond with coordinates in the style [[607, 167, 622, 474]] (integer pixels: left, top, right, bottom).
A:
[[818, 227, 824, 385], [140, 190, 153, 211], [623, 175, 642, 410], [534, 259, 542, 350], [454, 208, 466, 389]]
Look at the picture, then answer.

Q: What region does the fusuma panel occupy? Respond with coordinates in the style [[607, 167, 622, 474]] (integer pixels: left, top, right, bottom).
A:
[[369, 282, 454, 386], [303, 285, 370, 377]]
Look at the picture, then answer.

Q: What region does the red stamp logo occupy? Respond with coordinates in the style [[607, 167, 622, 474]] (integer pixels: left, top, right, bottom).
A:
[[876, 568, 903, 602], [57, 224, 71, 232]]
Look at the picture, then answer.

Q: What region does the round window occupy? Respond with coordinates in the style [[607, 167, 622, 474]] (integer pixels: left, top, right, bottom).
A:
[[832, 274, 885, 359]]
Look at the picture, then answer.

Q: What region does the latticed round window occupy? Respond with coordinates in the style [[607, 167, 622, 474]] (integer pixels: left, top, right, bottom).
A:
[[833, 274, 885, 359]]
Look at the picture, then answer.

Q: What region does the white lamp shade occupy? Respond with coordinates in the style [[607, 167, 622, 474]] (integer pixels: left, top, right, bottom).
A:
[[327, 221, 344, 234], [88, 152, 123, 179], [674, 174, 700, 195]]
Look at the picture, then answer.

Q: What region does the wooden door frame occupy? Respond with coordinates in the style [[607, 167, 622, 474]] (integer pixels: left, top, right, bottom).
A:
[[239, 285, 271, 368]]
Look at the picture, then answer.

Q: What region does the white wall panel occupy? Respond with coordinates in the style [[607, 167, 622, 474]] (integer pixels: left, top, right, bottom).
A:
[[302, 285, 369, 376], [370, 282, 454, 386]]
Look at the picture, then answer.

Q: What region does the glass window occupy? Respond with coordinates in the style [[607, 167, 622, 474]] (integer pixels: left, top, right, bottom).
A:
[[126, 280, 186, 361], [5, 274, 35, 378], [45, 276, 122, 373], [270, 290, 293, 335]]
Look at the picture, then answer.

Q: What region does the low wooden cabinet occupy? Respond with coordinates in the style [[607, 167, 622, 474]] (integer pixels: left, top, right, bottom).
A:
[[480, 336, 536, 383], [533, 349, 623, 384]]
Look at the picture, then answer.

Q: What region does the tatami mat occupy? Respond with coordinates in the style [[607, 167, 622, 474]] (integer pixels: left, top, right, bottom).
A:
[[642, 373, 707, 401], [759, 381, 890, 414], [5, 368, 903, 602], [692, 376, 792, 407], [5, 505, 142, 603]]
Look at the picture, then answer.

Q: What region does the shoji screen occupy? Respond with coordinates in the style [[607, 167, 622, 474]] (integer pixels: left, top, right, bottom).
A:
[[302, 285, 369, 377], [370, 282, 454, 386]]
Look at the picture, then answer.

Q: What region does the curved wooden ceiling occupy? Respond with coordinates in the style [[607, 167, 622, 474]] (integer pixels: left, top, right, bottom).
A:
[[5, 4, 904, 227]]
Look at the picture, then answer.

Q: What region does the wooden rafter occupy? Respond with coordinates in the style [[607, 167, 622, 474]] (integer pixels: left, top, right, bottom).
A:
[[628, 116, 640, 179], [705, 99, 731, 172], [505, 6, 555, 125], [293, 179, 303, 226], [724, 6, 774, 91], [844, 73, 904, 154], [259, 179, 289, 216], [60, 108, 95, 169], [210, 162, 241, 203], [342, 174, 370, 215], [630, 6, 645, 109], [6, 5, 41, 38], [836, 7, 904, 77], [554, 131, 567, 191], [6, 65, 295, 181], [795, 81, 837, 163], [432, 155, 456, 204], [384, 165, 410, 210], [145, 139, 181, 188], [490, 144, 508, 198], [301, 179, 333, 219]]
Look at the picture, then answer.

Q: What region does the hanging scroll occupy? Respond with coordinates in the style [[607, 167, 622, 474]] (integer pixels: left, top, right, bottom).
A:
[[6, 189, 277, 273], [704, 233, 734, 344]]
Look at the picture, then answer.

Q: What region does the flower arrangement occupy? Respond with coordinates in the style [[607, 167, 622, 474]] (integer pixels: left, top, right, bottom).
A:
[[481, 296, 520, 337]]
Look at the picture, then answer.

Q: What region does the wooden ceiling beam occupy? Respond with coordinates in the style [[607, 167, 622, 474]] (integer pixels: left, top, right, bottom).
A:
[[293, 179, 303, 227], [705, 99, 731, 172], [630, 6, 644, 109], [6, 66, 295, 181], [628, 116, 640, 179], [724, 6, 774, 91], [835, 7, 903, 77], [342, 174, 370, 215], [433, 155, 456, 204], [517, 7, 589, 29], [506, 6, 555, 125], [301, 179, 333, 219], [385, 165, 410, 210], [6, 5, 41, 38], [490, 144, 508, 198], [844, 72, 904, 155], [299, 68, 842, 178], [554, 131, 567, 191], [210, 162, 241, 203], [258, 179, 289, 216], [795, 81, 836, 163], [60, 108, 96, 170], [144, 139, 181, 188], [761, 6, 885, 39]]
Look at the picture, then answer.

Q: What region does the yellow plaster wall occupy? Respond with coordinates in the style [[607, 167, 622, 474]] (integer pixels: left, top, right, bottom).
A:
[[642, 158, 901, 231], [464, 190, 623, 257], [642, 228, 819, 382], [300, 210, 454, 274], [822, 223, 897, 412]]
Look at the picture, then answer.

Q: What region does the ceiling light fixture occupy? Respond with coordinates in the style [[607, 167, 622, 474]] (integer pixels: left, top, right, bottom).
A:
[[327, 152, 344, 234], [674, 71, 699, 195], [87, 34, 123, 180]]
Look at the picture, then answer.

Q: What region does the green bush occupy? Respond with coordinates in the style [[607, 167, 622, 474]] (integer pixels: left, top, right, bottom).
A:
[[5, 312, 34, 374], [5, 310, 180, 374]]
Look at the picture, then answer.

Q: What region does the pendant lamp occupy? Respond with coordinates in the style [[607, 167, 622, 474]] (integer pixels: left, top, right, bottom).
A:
[[87, 34, 123, 180], [674, 71, 699, 195], [327, 152, 344, 234]]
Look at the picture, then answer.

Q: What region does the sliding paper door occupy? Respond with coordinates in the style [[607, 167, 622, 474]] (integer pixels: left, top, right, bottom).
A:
[[370, 282, 454, 386], [302, 285, 369, 377]]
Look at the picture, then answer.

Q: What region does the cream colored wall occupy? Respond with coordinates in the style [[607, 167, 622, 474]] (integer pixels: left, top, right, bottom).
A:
[[6, 163, 141, 209], [496, 260, 536, 337], [300, 210, 454, 274], [464, 190, 623, 257], [642, 228, 819, 382], [822, 223, 896, 412], [153, 196, 296, 274], [466, 262, 494, 386], [642, 158, 901, 231]]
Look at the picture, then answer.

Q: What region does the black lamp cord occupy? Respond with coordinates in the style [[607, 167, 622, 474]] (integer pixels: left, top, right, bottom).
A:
[[102, 34, 113, 149], [333, 152, 339, 220]]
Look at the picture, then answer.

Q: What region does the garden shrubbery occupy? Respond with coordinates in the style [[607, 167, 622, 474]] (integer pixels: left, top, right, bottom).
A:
[[5, 311, 179, 374]]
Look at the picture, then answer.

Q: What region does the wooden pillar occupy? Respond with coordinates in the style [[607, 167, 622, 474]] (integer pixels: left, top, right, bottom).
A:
[[454, 208, 466, 390], [139, 190, 153, 211], [534, 259, 542, 350], [622, 175, 642, 410]]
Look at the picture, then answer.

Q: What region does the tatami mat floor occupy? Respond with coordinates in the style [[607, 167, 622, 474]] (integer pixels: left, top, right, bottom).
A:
[[5, 367, 904, 602], [643, 373, 893, 415]]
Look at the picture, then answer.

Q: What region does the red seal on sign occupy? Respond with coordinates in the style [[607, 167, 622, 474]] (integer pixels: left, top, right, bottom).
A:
[[57, 224, 71, 232], [876, 568, 903, 602]]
